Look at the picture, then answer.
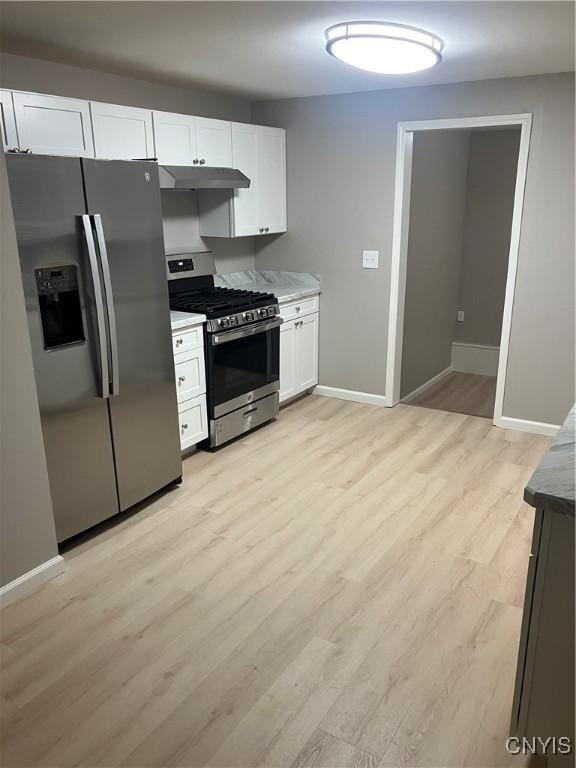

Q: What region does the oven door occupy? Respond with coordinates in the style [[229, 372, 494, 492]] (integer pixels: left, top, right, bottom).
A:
[[207, 317, 281, 417]]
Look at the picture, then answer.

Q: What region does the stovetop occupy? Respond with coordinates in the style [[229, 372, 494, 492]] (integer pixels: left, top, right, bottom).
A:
[[169, 285, 280, 332], [169, 286, 276, 318]]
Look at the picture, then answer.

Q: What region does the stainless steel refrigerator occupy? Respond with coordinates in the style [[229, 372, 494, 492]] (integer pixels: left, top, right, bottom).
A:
[[7, 153, 182, 542]]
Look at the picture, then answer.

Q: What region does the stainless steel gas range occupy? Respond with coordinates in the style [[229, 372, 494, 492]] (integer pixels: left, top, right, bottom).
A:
[[167, 252, 282, 448]]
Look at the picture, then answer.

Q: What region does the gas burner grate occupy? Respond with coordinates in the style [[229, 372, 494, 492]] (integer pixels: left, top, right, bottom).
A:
[[170, 286, 276, 318]]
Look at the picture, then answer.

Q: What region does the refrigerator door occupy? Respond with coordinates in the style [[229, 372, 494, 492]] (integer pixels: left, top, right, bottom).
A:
[[6, 153, 120, 541], [81, 159, 181, 510]]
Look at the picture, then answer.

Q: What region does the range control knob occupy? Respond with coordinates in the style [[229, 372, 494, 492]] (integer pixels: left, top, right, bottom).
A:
[[243, 311, 254, 322], [258, 308, 268, 318], [220, 317, 230, 328], [230, 316, 239, 326]]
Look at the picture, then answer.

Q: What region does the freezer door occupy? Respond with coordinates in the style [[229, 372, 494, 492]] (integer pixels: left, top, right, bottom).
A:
[[6, 153, 120, 541], [81, 159, 181, 510]]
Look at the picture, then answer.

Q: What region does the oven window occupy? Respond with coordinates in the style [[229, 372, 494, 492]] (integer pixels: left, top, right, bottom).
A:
[[212, 327, 279, 407]]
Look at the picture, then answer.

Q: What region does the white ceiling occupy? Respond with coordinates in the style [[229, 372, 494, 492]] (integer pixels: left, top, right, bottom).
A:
[[0, 1, 574, 101]]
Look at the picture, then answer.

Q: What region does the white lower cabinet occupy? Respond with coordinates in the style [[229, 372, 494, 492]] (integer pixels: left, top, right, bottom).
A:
[[298, 313, 319, 391], [279, 297, 319, 404], [178, 396, 208, 451], [172, 324, 208, 450], [279, 320, 298, 403], [174, 349, 206, 403]]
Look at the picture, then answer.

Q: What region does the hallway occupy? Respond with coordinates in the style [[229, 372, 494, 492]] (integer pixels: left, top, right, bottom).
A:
[[405, 371, 497, 419]]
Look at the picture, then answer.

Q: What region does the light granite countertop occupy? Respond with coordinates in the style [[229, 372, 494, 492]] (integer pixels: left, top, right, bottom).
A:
[[524, 405, 575, 516], [170, 310, 206, 331], [214, 269, 321, 304]]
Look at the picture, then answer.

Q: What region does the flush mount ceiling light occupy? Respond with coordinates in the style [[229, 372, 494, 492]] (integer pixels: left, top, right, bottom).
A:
[[325, 21, 443, 75]]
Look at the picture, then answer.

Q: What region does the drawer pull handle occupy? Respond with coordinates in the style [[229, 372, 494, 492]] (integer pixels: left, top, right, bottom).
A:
[[178, 376, 186, 384], [295, 306, 301, 312], [181, 423, 188, 431], [176, 338, 183, 346], [243, 407, 258, 418]]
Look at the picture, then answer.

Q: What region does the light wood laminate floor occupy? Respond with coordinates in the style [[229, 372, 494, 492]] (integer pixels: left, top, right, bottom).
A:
[[405, 372, 497, 419], [0, 396, 549, 768]]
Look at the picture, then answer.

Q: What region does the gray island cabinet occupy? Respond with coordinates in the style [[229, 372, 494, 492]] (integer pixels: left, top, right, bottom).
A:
[[511, 406, 575, 766]]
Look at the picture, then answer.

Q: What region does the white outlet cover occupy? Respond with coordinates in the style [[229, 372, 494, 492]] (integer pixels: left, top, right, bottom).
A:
[[362, 250, 379, 269]]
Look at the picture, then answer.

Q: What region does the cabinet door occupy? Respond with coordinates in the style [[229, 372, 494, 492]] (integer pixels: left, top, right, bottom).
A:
[[153, 111, 197, 165], [12, 91, 94, 157], [257, 126, 286, 234], [297, 313, 319, 392], [0, 90, 18, 150], [279, 319, 297, 403], [91, 102, 154, 160], [178, 395, 208, 450], [196, 117, 232, 167], [231, 122, 259, 236], [174, 349, 206, 404]]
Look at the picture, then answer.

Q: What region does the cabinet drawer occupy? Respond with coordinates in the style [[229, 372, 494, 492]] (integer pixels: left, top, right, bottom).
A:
[[172, 326, 203, 356], [178, 395, 208, 450], [279, 295, 319, 321], [175, 350, 206, 404]]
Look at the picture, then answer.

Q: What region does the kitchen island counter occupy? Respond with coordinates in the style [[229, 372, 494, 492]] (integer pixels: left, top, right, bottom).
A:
[[511, 404, 575, 763], [524, 404, 575, 515]]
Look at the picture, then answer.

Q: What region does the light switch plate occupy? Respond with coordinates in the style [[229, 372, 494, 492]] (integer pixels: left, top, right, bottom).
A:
[[362, 250, 379, 269], [457, 310, 465, 322]]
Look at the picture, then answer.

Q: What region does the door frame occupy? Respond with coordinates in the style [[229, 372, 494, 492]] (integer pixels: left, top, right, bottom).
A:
[[385, 113, 533, 428]]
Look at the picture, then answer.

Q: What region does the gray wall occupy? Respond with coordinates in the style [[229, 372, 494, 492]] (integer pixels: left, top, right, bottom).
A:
[[0, 52, 250, 121], [456, 129, 521, 346], [0, 150, 59, 588], [160, 191, 255, 273], [253, 72, 575, 426], [400, 131, 470, 399], [0, 52, 256, 274]]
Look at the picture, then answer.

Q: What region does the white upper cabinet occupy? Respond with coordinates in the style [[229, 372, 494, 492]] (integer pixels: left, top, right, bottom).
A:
[[231, 122, 260, 237], [257, 126, 286, 234], [229, 123, 286, 237], [0, 90, 18, 150], [153, 112, 231, 167], [152, 111, 197, 165], [2, 88, 287, 237], [195, 117, 232, 167], [12, 92, 94, 157], [91, 102, 154, 160]]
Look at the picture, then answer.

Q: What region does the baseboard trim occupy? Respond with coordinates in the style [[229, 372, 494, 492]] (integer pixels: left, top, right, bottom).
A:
[[0, 555, 65, 607], [401, 366, 453, 403], [495, 415, 560, 437], [314, 385, 387, 407], [452, 342, 499, 376]]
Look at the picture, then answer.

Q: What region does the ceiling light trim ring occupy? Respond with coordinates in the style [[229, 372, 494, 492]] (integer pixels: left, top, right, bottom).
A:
[[324, 21, 444, 54]]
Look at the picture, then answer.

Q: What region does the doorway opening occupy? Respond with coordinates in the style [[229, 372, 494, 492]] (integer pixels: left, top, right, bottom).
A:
[[385, 115, 532, 426]]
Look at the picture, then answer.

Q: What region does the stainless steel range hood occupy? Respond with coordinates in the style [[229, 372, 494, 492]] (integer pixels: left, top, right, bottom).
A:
[[158, 165, 250, 190]]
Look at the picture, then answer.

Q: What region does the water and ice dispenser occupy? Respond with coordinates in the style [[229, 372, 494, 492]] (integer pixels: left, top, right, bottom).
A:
[[35, 265, 85, 350]]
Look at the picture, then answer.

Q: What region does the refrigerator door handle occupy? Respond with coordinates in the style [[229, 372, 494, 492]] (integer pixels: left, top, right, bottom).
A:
[[81, 214, 110, 399], [93, 214, 120, 397]]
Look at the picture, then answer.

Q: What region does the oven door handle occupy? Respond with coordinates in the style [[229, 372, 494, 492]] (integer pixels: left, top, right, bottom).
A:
[[211, 316, 283, 345]]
